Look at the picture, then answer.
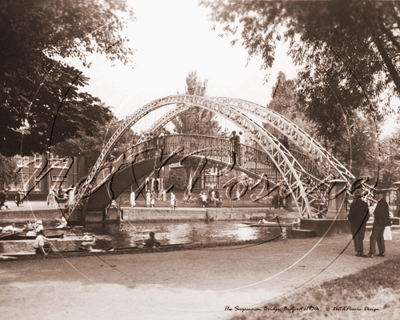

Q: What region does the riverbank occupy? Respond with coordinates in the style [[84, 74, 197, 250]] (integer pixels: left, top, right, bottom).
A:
[[1, 230, 399, 319], [0, 201, 298, 222]]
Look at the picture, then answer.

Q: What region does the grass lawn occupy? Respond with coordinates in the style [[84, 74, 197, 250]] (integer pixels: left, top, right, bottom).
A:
[[228, 258, 400, 319]]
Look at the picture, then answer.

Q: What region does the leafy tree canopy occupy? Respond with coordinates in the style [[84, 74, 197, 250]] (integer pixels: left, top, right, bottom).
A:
[[202, 0, 400, 99], [202, 1, 394, 182], [0, 155, 19, 189], [266, 72, 379, 180], [171, 71, 221, 135], [52, 116, 138, 174], [0, 0, 135, 156]]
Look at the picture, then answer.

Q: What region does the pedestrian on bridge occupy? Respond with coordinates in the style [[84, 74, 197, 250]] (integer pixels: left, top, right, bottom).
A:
[[230, 131, 240, 166], [348, 189, 369, 257]]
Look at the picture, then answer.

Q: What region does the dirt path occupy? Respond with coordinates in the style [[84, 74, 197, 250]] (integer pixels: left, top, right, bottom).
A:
[[1, 230, 399, 320]]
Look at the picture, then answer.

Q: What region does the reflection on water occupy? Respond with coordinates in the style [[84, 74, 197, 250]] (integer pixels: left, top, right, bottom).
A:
[[82, 221, 282, 248]]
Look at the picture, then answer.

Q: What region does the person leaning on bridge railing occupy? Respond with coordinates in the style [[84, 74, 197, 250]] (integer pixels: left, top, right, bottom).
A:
[[229, 131, 241, 165]]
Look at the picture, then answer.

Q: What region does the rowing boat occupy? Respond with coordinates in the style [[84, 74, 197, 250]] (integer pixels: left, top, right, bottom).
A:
[[0, 233, 64, 241], [249, 222, 293, 227]]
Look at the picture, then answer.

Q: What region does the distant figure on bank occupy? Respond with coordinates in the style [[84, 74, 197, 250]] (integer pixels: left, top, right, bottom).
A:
[[130, 190, 136, 207], [171, 192, 176, 209], [47, 188, 57, 207], [33, 230, 51, 255], [151, 196, 155, 208], [0, 189, 6, 209], [0, 189, 10, 209], [200, 191, 207, 207], [67, 185, 75, 206], [211, 188, 216, 205], [146, 191, 151, 207], [368, 191, 391, 258], [143, 232, 161, 249], [348, 189, 369, 257], [15, 189, 24, 207]]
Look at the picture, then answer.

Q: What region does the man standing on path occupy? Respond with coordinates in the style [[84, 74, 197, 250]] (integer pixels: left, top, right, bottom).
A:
[[368, 191, 391, 258], [348, 189, 369, 257]]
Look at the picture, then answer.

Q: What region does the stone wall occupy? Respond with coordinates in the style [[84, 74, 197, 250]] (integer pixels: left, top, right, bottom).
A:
[[122, 207, 298, 222]]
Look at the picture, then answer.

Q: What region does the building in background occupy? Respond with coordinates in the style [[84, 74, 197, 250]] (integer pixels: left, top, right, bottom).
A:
[[9, 153, 86, 200]]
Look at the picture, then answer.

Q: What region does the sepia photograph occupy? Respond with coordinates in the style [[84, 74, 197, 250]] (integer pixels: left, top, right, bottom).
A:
[[1, 0, 400, 319]]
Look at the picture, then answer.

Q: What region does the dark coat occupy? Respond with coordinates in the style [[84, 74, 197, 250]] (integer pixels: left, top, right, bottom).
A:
[[0, 191, 5, 204], [348, 198, 369, 227], [144, 237, 160, 248], [373, 198, 391, 227]]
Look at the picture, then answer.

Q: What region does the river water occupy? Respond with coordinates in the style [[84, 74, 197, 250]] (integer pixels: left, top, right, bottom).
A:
[[1, 220, 287, 252], [82, 220, 285, 248]]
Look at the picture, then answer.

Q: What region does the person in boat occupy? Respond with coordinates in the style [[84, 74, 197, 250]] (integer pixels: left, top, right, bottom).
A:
[[2, 223, 22, 233], [81, 233, 96, 251], [25, 220, 44, 237], [56, 216, 68, 228], [143, 232, 161, 248], [24, 220, 34, 229], [35, 220, 44, 233], [33, 230, 51, 255]]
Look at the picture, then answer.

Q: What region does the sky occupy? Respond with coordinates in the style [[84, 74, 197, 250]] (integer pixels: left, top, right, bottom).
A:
[[66, 0, 299, 133], [66, 0, 398, 137]]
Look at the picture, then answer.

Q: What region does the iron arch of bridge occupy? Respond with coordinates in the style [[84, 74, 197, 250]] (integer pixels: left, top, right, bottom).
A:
[[86, 155, 277, 210], [140, 97, 355, 185], [72, 95, 314, 216]]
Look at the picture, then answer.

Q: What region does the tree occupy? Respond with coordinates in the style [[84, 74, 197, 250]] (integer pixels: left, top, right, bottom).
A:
[[52, 117, 138, 174], [376, 129, 400, 188], [201, 0, 400, 98], [0, 155, 19, 189], [0, 0, 135, 156], [170, 71, 221, 191], [171, 71, 220, 135], [265, 71, 317, 138], [203, 1, 396, 181]]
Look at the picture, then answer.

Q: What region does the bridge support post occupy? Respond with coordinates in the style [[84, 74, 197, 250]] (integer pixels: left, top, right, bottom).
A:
[[326, 180, 347, 219], [285, 194, 292, 211]]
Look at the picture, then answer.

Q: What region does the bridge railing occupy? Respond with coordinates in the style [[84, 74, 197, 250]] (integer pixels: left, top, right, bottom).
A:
[[87, 134, 329, 195], [88, 134, 286, 193]]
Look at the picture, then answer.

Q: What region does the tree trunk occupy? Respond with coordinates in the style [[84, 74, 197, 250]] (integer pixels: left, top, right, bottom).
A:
[[373, 33, 400, 95]]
